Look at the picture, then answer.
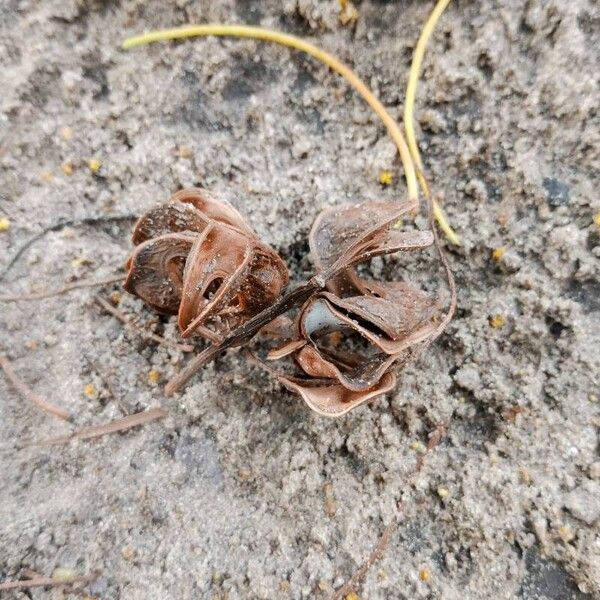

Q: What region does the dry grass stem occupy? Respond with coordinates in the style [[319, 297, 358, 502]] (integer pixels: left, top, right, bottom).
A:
[[36, 407, 168, 446], [0, 354, 71, 421], [0, 274, 124, 302], [0, 572, 98, 591], [94, 296, 195, 352]]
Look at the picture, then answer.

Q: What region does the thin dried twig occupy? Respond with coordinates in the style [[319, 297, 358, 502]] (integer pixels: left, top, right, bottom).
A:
[[0, 274, 124, 302], [331, 420, 450, 599], [0, 572, 98, 591], [331, 516, 399, 600], [94, 296, 195, 353], [35, 407, 167, 446], [0, 354, 71, 421], [0, 214, 136, 282]]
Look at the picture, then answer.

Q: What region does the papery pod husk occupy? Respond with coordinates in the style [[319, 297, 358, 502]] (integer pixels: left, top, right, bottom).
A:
[[124, 188, 288, 341], [132, 188, 253, 244], [277, 370, 397, 418], [178, 221, 289, 338], [124, 232, 196, 314], [308, 200, 433, 294], [293, 288, 437, 391]]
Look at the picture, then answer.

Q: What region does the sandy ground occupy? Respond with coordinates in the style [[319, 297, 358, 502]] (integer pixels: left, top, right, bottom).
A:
[[1, 0, 599, 598]]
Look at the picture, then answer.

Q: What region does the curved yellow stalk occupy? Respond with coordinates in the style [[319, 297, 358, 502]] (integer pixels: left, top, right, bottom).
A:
[[123, 22, 458, 242], [404, 0, 460, 245], [123, 25, 418, 203]]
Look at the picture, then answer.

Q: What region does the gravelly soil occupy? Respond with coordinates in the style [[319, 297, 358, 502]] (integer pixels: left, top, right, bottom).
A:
[[1, 1, 599, 599]]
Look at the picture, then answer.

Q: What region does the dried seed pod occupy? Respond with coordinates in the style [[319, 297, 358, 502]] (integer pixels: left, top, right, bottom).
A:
[[260, 200, 444, 416], [124, 188, 288, 341], [309, 199, 432, 294]]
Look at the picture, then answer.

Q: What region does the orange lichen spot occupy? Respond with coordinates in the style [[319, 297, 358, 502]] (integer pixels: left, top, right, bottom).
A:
[[436, 487, 449, 499], [71, 256, 92, 268], [410, 440, 426, 453], [419, 568, 430, 582], [378, 170, 394, 186], [83, 384, 97, 398], [60, 126, 74, 141], [174, 145, 194, 159], [148, 369, 161, 383], [339, 0, 358, 25], [489, 314, 506, 328], [40, 170, 54, 183], [61, 161, 74, 176]]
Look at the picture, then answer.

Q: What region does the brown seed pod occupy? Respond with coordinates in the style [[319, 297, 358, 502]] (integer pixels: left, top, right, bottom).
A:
[[261, 200, 444, 416], [124, 188, 289, 340]]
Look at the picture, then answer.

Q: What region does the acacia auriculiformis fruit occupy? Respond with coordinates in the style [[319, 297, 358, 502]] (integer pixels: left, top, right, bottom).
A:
[[124, 188, 289, 342], [149, 195, 455, 418]]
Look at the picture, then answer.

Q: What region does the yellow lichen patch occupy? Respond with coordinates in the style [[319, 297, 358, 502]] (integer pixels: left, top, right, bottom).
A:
[[589, 393, 599, 403], [410, 440, 426, 453], [594, 213, 600, 227], [491, 247, 506, 261], [40, 170, 55, 183], [88, 158, 102, 173], [60, 126, 74, 141], [345, 593, 360, 600], [174, 145, 194, 159], [0, 217, 10, 232], [148, 369, 161, 383], [437, 486, 449, 499], [83, 383, 97, 399], [110, 290, 122, 305], [121, 545, 136, 560], [418, 568, 430, 582], [557, 525, 574, 543], [338, 0, 358, 26], [71, 256, 92, 268], [52, 567, 77, 581], [378, 170, 394, 186], [489, 314, 506, 328], [61, 161, 75, 176], [278, 580, 291, 593]]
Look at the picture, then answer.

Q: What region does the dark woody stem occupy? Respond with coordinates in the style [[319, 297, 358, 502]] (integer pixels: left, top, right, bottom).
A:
[[165, 277, 322, 395]]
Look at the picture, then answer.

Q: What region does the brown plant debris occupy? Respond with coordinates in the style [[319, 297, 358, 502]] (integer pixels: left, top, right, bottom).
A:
[[0, 274, 124, 302], [0, 354, 71, 421], [0, 572, 99, 591], [124, 188, 289, 340], [124, 190, 455, 416], [94, 295, 195, 352], [35, 407, 167, 446]]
